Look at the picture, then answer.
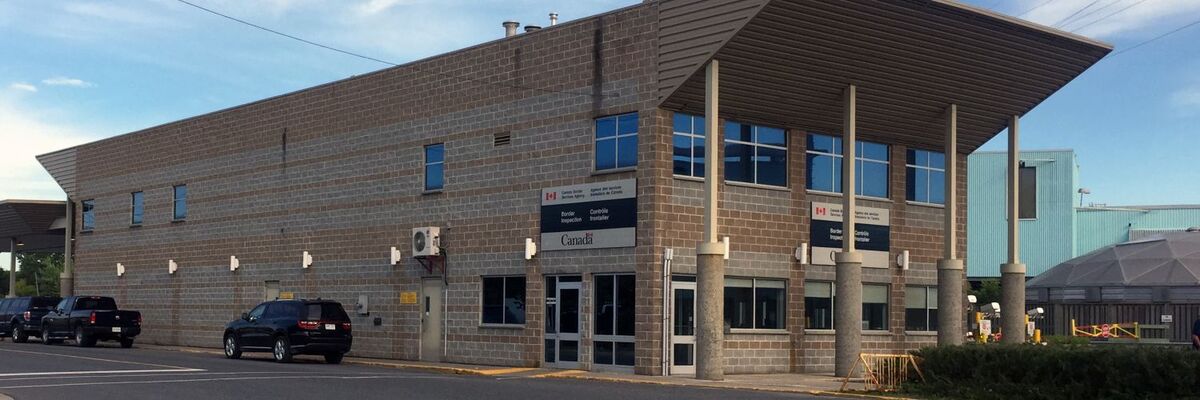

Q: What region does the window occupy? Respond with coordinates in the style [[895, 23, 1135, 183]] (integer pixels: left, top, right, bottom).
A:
[[724, 278, 786, 330], [1020, 165, 1037, 219], [805, 281, 834, 330], [724, 122, 787, 186], [594, 274, 636, 367], [672, 113, 706, 177], [130, 191, 144, 225], [481, 276, 526, 325], [81, 199, 95, 231], [906, 149, 946, 205], [595, 113, 638, 171], [266, 301, 303, 319], [863, 284, 889, 331], [806, 134, 889, 197], [905, 286, 939, 332], [173, 185, 188, 221], [424, 144, 444, 191], [248, 303, 267, 320]]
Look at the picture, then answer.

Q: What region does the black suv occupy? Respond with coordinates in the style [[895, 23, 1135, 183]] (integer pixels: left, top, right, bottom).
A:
[[0, 296, 62, 343], [223, 300, 352, 364]]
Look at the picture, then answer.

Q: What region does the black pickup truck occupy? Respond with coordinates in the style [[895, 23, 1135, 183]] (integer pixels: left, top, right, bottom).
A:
[[40, 296, 141, 348], [0, 296, 61, 342]]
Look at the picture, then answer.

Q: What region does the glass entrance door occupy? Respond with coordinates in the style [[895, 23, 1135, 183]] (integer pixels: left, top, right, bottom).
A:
[[545, 276, 582, 368], [670, 276, 696, 375]]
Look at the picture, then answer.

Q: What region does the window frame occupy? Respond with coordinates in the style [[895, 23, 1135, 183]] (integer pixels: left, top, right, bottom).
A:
[[862, 283, 890, 332], [593, 273, 637, 368], [479, 275, 526, 326], [724, 277, 788, 332], [805, 133, 890, 199], [593, 112, 639, 172], [804, 281, 835, 331], [723, 121, 789, 187], [424, 143, 445, 192], [81, 199, 95, 232], [130, 191, 144, 226], [904, 286, 939, 332], [172, 184, 188, 221], [672, 113, 705, 178], [906, 149, 946, 206], [1019, 165, 1037, 220]]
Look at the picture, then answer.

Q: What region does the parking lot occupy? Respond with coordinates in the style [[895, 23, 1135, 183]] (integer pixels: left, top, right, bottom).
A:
[[0, 341, 820, 400]]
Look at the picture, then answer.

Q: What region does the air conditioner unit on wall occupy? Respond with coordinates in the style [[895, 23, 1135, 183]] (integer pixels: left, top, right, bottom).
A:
[[412, 227, 440, 257]]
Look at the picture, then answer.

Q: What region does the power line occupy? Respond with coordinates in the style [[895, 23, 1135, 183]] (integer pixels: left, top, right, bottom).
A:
[[1059, 0, 1121, 30], [173, 0, 616, 98], [1069, 0, 1148, 32], [1052, 0, 1102, 28], [1017, 0, 1056, 18], [1110, 17, 1200, 57]]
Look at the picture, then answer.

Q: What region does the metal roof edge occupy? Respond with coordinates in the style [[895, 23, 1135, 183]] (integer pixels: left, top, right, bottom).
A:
[[932, 0, 1114, 52], [0, 199, 66, 206], [655, 0, 772, 108]]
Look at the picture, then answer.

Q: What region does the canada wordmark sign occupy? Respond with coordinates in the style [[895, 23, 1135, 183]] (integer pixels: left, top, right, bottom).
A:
[[810, 202, 891, 268], [540, 179, 637, 251]]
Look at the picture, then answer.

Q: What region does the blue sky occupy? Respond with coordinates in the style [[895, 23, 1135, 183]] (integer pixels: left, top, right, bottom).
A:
[[1, 0, 1198, 206]]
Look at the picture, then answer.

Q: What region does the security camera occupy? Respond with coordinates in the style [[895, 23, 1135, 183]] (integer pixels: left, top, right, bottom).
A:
[[1026, 307, 1044, 318], [967, 295, 978, 304], [980, 302, 1000, 316]]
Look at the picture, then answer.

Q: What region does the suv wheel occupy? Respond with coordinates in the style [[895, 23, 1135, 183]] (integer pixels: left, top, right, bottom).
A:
[[76, 327, 96, 347], [272, 336, 293, 363], [324, 353, 344, 364], [224, 335, 242, 359], [12, 325, 27, 343]]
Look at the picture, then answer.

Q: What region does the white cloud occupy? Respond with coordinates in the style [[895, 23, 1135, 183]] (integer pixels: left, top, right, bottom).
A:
[[1018, 0, 1200, 38], [0, 93, 96, 200], [8, 82, 37, 92], [1171, 86, 1200, 112], [41, 76, 94, 88]]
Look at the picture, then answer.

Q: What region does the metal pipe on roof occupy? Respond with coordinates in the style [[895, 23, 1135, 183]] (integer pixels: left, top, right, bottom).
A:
[[502, 21, 520, 38]]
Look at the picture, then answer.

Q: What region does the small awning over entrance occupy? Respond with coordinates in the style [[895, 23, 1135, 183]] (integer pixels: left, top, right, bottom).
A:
[[0, 200, 66, 253], [656, 0, 1112, 151]]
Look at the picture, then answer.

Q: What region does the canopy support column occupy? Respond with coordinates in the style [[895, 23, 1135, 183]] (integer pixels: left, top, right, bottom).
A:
[[938, 104, 964, 346], [61, 199, 75, 297], [834, 84, 863, 377], [7, 237, 15, 298], [1001, 115, 1027, 344], [696, 59, 726, 381]]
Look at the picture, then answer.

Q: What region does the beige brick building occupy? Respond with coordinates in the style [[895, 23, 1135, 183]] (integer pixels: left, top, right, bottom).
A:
[[38, 0, 1108, 375]]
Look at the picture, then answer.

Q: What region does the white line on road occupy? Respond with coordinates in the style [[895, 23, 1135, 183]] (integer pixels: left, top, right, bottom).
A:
[[0, 371, 422, 382], [0, 374, 452, 390], [0, 369, 206, 378], [0, 348, 195, 370]]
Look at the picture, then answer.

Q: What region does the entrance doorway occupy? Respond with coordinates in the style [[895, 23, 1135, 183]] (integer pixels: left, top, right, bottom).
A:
[[420, 278, 444, 362], [670, 276, 696, 375], [544, 275, 582, 368]]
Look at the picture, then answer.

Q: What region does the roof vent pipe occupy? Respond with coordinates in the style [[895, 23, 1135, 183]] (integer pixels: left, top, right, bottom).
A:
[[550, 12, 558, 26], [503, 21, 520, 37], [525, 25, 542, 33]]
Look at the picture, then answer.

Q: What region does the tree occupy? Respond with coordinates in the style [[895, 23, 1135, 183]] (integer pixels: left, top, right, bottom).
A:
[[14, 253, 64, 296], [0, 268, 7, 297], [969, 279, 1001, 305]]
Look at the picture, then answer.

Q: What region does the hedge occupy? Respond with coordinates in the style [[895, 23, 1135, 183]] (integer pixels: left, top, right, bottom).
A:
[[906, 344, 1200, 400]]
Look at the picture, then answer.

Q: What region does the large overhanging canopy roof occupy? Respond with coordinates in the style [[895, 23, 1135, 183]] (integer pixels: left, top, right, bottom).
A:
[[657, 0, 1112, 151], [0, 200, 66, 253]]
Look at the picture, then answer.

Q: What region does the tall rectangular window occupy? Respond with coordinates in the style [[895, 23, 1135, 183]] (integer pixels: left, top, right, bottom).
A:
[[173, 185, 188, 221], [594, 274, 636, 367], [724, 122, 787, 187], [804, 281, 834, 330], [863, 284, 889, 331], [806, 134, 889, 198], [481, 276, 525, 325], [130, 192, 144, 225], [424, 144, 444, 191], [905, 286, 939, 332], [595, 112, 638, 171], [81, 199, 95, 231], [672, 113, 705, 177], [1019, 165, 1037, 219], [724, 278, 786, 330], [906, 149, 946, 205]]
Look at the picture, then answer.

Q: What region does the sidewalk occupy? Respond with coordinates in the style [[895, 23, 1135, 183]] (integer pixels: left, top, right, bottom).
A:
[[142, 344, 909, 399]]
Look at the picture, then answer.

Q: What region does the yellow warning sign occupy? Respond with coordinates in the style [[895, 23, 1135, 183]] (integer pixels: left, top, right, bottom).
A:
[[400, 291, 418, 304], [278, 292, 295, 300]]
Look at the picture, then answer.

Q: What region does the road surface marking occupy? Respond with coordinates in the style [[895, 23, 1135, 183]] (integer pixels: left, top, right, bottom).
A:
[[527, 370, 585, 378], [0, 369, 205, 378], [477, 367, 536, 376], [0, 374, 452, 390], [0, 347, 194, 370]]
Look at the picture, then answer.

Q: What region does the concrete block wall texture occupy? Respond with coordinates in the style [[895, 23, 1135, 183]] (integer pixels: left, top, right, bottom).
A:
[[60, 1, 968, 376]]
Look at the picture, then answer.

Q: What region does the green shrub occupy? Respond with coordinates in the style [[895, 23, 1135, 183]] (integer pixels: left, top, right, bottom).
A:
[[907, 344, 1200, 400], [1043, 335, 1090, 346]]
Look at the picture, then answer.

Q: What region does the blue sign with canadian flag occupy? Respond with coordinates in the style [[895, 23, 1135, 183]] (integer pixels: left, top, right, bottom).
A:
[[541, 179, 637, 251], [810, 202, 891, 268]]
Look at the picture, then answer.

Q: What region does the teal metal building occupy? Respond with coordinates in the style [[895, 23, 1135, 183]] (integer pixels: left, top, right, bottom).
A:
[[967, 149, 1200, 278]]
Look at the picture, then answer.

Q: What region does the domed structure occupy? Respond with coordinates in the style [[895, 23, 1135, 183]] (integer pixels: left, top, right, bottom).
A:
[[1028, 232, 1200, 289]]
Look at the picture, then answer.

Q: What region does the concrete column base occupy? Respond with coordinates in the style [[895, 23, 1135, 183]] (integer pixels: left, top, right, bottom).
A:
[[695, 242, 726, 381], [834, 251, 863, 378], [59, 273, 74, 297], [936, 259, 964, 346], [1000, 263, 1026, 344]]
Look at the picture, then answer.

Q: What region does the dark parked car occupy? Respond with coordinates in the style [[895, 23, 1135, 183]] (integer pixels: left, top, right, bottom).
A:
[[41, 296, 141, 348], [223, 300, 352, 364], [0, 296, 61, 342]]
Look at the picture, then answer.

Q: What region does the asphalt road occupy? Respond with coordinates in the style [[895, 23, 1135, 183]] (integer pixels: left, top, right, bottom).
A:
[[0, 341, 821, 400]]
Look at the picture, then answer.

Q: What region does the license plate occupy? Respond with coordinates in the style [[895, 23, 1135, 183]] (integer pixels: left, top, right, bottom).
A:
[[111, 327, 122, 333], [324, 324, 336, 331]]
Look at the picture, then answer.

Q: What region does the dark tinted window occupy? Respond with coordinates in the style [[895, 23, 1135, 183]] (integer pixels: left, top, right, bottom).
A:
[[130, 191, 144, 225], [305, 303, 350, 321], [74, 297, 118, 311], [481, 276, 526, 325], [173, 185, 188, 220], [0, 299, 11, 314], [1019, 166, 1037, 219], [15, 298, 30, 311], [267, 302, 304, 319], [31, 297, 60, 308], [81, 199, 95, 231]]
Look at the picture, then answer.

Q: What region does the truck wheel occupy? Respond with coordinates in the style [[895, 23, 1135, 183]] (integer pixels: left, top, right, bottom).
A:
[[76, 327, 96, 347], [120, 338, 134, 349], [12, 326, 27, 343], [224, 334, 242, 359], [272, 336, 293, 363], [324, 353, 344, 364], [41, 329, 57, 345]]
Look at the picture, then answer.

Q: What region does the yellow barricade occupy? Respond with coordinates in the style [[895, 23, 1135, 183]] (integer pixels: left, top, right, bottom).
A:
[[840, 353, 926, 393]]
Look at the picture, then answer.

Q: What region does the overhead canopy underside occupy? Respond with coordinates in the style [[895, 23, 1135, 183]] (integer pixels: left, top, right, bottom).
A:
[[657, 0, 1113, 151], [0, 200, 66, 253]]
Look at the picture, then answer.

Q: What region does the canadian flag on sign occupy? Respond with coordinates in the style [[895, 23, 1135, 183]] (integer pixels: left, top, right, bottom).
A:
[[816, 207, 827, 216], [545, 192, 557, 201]]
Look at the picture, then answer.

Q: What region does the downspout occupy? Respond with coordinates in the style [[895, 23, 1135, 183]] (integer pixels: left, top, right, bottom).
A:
[[661, 248, 673, 376]]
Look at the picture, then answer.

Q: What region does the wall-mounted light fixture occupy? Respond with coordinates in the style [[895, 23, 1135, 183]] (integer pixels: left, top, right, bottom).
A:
[[302, 251, 313, 269], [168, 260, 178, 275], [795, 243, 809, 264], [722, 236, 730, 260], [116, 263, 125, 277], [524, 238, 538, 260], [389, 247, 403, 265], [230, 256, 240, 272], [897, 250, 910, 270]]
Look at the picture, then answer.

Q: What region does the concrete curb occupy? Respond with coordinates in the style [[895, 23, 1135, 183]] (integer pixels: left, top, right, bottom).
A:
[[542, 374, 915, 400], [0, 392, 13, 400]]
